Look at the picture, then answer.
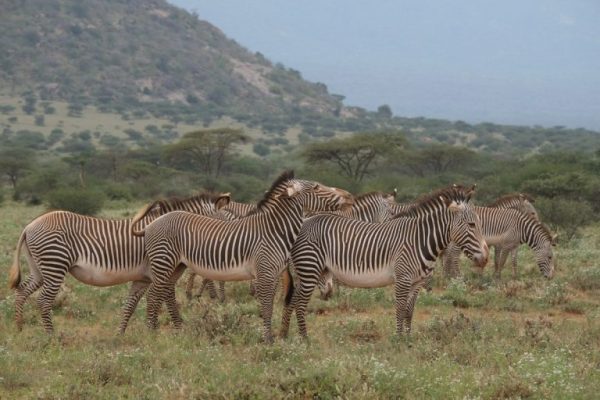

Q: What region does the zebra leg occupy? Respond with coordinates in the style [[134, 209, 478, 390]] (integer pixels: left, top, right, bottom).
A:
[[255, 267, 281, 344], [37, 278, 65, 334], [249, 280, 256, 297], [15, 249, 43, 331], [118, 280, 149, 334], [146, 265, 177, 330], [15, 275, 43, 331], [185, 272, 196, 301], [494, 247, 511, 280], [403, 278, 428, 333], [511, 247, 519, 279], [292, 277, 319, 340], [394, 276, 411, 336], [164, 264, 187, 329], [200, 279, 218, 300], [218, 281, 226, 303]]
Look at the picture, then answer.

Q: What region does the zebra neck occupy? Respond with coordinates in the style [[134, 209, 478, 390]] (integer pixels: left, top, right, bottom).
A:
[[416, 211, 451, 263], [519, 218, 542, 248]]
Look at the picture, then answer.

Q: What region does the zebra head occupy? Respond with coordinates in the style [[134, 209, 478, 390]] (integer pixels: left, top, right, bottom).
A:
[[532, 229, 557, 279], [444, 186, 489, 268], [281, 179, 354, 214]]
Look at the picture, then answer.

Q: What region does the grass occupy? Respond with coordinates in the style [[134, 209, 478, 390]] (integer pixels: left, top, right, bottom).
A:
[[1, 202, 600, 399]]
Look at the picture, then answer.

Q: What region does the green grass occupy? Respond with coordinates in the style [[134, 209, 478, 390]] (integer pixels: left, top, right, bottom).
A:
[[1, 203, 600, 399]]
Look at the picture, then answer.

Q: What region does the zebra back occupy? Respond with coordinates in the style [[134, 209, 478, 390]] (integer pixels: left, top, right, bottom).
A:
[[131, 192, 231, 235], [488, 193, 538, 221]]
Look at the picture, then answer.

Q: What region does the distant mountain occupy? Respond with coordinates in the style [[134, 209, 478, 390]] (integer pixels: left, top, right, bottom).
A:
[[0, 0, 342, 117]]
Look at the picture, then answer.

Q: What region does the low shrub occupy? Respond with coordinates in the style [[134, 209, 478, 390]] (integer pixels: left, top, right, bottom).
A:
[[47, 187, 105, 215]]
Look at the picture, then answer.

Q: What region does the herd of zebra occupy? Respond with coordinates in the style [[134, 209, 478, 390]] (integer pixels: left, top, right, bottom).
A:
[[8, 170, 556, 343]]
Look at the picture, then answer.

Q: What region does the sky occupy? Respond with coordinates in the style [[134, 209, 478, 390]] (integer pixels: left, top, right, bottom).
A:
[[169, 0, 600, 130]]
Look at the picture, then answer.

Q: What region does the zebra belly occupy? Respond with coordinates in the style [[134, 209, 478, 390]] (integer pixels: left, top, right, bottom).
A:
[[186, 260, 255, 282], [484, 233, 514, 247], [70, 261, 148, 287], [332, 267, 395, 288]]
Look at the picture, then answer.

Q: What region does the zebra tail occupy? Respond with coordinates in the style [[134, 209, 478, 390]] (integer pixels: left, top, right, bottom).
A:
[[8, 230, 26, 289], [283, 264, 294, 306], [130, 201, 156, 236]]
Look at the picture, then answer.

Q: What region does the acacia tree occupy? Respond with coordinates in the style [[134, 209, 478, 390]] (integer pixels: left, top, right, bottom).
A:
[[302, 131, 406, 184], [0, 147, 33, 188], [163, 128, 248, 178], [401, 144, 477, 177]]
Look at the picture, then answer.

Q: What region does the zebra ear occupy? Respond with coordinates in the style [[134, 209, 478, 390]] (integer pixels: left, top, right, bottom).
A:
[[551, 233, 558, 246], [466, 184, 477, 200], [447, 200, 465, 212], [150, 200, 164, 214], [392, 188, 398, 198], [215, 193, 231, 210]]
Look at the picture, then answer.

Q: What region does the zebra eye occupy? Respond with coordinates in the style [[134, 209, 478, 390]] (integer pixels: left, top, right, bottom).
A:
[[467, 222, 476, 228]]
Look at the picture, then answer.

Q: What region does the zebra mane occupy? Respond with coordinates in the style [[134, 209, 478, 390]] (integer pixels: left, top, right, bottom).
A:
[[355, 191, 392, 201], [152, 191, 225, 213], [489, 193, 534, 207], [392, 185, 472, 219], [253, 170, 295, 211]]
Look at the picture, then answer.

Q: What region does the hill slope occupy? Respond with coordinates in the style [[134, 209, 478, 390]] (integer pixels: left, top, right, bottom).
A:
[[0, 0, 341, 117], [0, 0, 598, 156]]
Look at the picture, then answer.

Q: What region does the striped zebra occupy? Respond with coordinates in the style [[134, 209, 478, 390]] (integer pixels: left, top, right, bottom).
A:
[[138, 171, 354, 343], [187, 190, 398, 302], [184, 200, 257, 302], [485, 193, 539, 278], [280, 185, 489, 339], [8, 192, 230, 334], [442, 197, 555, 279]]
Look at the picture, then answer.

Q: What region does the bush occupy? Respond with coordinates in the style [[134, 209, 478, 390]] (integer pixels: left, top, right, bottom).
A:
[[535, 197, 595, 240], [47, 187, 105, 215]]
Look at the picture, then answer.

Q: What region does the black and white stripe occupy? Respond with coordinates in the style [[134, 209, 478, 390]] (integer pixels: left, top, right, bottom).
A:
[[9, 192, 230, 334], [280, 185, 489, 339], [141, 171, 354, 343]]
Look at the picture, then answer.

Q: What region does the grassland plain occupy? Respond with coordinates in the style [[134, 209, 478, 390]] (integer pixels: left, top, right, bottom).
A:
[[1, 202, 600, 399]]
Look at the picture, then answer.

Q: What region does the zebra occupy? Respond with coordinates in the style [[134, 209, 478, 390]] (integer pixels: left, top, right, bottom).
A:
[[187, 190, 398, 302], [138, 170, 354, 343], [484, 193, 539, 278], [280, 185, 489, 339], [184, 200, 257, 302], [442, 199, 555, 280], [8, 192, 231, 334]]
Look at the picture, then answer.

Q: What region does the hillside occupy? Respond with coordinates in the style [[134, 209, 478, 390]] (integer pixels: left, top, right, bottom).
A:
[[0, 0, 341, 117], [0, 0, 599, 157]]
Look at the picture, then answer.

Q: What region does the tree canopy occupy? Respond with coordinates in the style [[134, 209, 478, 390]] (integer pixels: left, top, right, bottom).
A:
[[163, 128, 248, 179], [302, 131, 406, 183]]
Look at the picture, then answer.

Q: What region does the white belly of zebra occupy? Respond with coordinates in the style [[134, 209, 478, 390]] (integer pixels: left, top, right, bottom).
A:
[[184, 258, 256, 281], [331, 265, 395, 288], [70, 260, 148, 286]]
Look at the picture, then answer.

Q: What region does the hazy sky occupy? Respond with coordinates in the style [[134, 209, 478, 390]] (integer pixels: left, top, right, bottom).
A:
[[169, 0, 600, 130]]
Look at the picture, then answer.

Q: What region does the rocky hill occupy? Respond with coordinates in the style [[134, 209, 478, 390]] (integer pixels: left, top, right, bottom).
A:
[[0, 0, 342, 118]]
